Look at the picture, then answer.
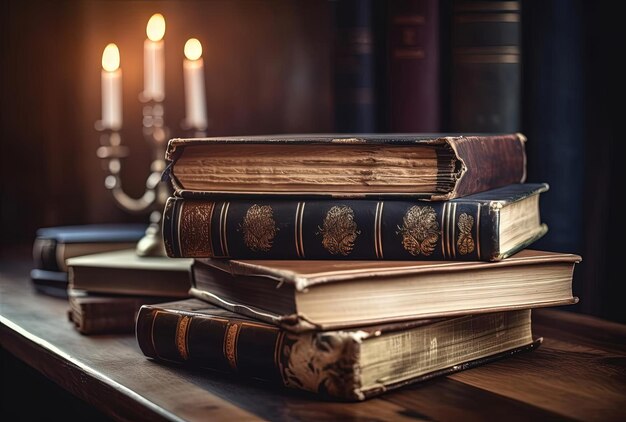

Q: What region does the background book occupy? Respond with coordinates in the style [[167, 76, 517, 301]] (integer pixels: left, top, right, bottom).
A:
[[332, 0, 379, 132], [66, 249, 192, 297], [33, 224, 147, 272], [68, 289, 175, 335], [190, 249, 579, 332], [387, 0, 440, 131], [449, 0, 521, 132], [164, 183, 548, 261], [137, 298, 538, 401], [30, 224, 147, 298]]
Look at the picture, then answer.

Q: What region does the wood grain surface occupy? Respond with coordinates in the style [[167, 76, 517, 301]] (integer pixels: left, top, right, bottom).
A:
[[1, 259, 625, 421]]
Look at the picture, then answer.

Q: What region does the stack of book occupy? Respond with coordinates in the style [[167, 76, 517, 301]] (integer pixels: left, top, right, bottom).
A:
[[31, 224, 193, 335], [136, 133, 580, 401]]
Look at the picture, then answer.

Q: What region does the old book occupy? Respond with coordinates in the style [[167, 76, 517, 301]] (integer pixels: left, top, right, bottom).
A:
[[137, 299, 538, 401], [33, 224, 147, 272], [333, 0, 378, 132], [450, 0, 521, 132], [388, 0, 440, 131], [30, 269, 68, 298], [164, 183, 547, 261], [191, 249, 579, 332], [164, 133, 526, 200], [66, 249, 192, 297], [68, 289, 174, 335]]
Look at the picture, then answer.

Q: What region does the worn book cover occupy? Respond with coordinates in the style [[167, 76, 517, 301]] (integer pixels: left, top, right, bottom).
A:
[[164, 133, 526, 200], [191, 249, 579, 332], [68, 289, 174, 335], [164, 183, 547, 261], [66, 249, 192, 297], [137, 299, 539, 401], [33, 223, 147, 272]]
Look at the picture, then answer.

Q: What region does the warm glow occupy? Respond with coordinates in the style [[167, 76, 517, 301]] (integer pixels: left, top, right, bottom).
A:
[[102, 43, 120, 72], [146, 13, 166, 41], [184, 38, 203, 61]]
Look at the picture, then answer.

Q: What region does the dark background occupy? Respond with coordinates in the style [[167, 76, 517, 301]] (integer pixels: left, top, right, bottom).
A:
[[0, 0, 622, 323]]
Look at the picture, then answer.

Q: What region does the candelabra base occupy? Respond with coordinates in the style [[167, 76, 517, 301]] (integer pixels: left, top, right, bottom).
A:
[[135, 211, 166, 257]]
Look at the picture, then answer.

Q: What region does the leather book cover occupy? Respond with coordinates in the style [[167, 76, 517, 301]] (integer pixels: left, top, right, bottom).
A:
[[450, 0, 521, 132], [165, 133, 526, 200], [388, 0, 440, 131], [68, 289, 173, 335], [164, 183, 547, 261], [333, 0, 378, 132], [136, 299, 538, 401], [33, 223, 147, 272]]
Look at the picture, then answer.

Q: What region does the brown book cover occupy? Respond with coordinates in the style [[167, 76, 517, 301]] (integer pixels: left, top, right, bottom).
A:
[[164, 133, 526, 200], [67, 289, 174, 335], [66, 249, 192, 297], [191, 249, 579, 332], [137, 299, 539, 401]]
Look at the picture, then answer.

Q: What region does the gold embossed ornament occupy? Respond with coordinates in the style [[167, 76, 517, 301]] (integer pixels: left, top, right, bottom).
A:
[[457, 213, 475, 255], [317, 206, 360, 255], [397, 206, 440, 256], [240, 205, 278, 252]]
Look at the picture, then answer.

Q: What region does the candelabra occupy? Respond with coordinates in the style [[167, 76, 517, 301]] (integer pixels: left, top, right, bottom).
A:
[[95, 102, 171, 257]]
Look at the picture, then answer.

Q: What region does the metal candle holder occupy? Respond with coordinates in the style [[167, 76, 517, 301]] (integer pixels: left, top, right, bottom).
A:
[[95, 101, 170, 257]]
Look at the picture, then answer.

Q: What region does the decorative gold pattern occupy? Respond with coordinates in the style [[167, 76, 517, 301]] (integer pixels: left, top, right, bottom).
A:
[[374, 202, 384, 259], [224, 323, 240, 371], [180, 201, 215, 257], [397, 206, 440, 256], [457, 213, 475, 255], [476, 204, 481, 260], [218, 202, 230, 257], [317, 206, 360, 256], [175, 315, 191, 360], [295, 202, 306, 258], [279, 332, 359, 398], [239, 204, 278, 252]]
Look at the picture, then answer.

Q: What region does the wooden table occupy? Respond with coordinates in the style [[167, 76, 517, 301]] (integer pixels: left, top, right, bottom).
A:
[[1, 258, 625, 421]]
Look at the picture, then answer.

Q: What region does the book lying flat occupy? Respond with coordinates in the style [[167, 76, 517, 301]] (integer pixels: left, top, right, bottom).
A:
[[30, 269, 68, 298], [164, 133, 526, 200], [191, 249, 579, 332], [66, 249, 192, 297], [137, 299, 538, 401], [163, 183, 547, 261], [68, 289, 174, 335], [33, 223, 147, 272]]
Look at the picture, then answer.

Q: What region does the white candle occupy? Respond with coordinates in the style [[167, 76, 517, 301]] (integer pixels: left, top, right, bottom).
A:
[[144, 13, 165, 101], [101, 43, 122, 130], [183, 38, 208, 131]]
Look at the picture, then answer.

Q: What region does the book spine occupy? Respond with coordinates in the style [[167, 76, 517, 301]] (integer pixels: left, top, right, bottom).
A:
[[136, 305, 363, 400], [443, 134, 526, 200], [450, 0, 521, 132], [333, 0, 377, 132], [388, 0, 440, 131], [69, 301, 138, 335], [32, 238, 61, 271], [163, 196, 500, 260]]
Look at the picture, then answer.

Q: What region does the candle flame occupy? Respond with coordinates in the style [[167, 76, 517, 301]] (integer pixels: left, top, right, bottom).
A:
[[184, 38, 203, 61], [146, 13, 166, 41], [102, 43, 120, 72]]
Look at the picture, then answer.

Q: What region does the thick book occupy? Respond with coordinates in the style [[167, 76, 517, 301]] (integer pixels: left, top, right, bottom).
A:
[[137, 299, 538, 401], [190, 249, 579, 332], [164, 133, 526, 200], [67, 289, 174, 335], [450, 0, 521, 132], [388, 0, 440, 131], [33, 224, 147, 272], [164, 183, 547, 261], [66, 249, 192, 297]]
